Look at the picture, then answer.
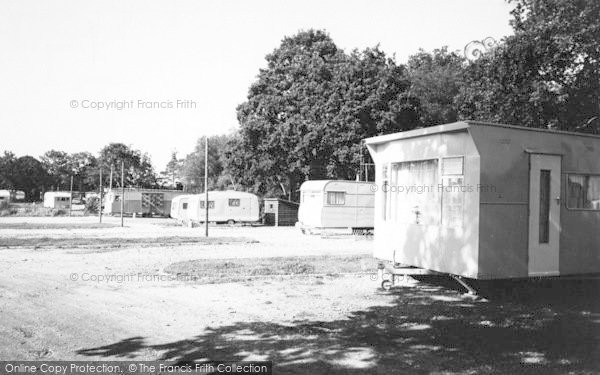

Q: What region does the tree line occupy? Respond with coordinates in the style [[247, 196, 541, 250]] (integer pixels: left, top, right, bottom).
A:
[[223, 0, 599, 198], [1, 0, 598, 201]]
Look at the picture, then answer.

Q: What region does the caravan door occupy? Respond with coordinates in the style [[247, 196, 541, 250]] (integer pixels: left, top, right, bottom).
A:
[[528, 154, 561, 276]]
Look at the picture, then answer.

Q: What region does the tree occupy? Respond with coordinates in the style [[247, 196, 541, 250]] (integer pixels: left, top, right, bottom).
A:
[[40, 150, 72, 190], [159, 151, 184, 189], [12, 156, 50, 201], [98, 143, 157, 188], [457, 0, 600, 132], [69, 152, 98, 191], [0, 151, 17, 189], [407, 47, 465, 126], [182, 135, 233, 192], [228, 30, 420, 197]]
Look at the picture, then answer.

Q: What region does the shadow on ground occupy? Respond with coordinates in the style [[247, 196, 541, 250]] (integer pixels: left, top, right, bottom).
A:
[[77, 278, 600, 374]]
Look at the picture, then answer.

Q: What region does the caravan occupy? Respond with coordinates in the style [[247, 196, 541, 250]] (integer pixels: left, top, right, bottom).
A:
[[43, 192, 71, 209], [297, 180, 374, 233], [170, 191, 260, 224], [365, 121, 600, 284], [103, 188, 184, 217]]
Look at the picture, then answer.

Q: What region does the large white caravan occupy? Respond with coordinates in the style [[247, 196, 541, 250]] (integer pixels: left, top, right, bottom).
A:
[[297, 180, 374, 233], [170, 191, 260, 224]]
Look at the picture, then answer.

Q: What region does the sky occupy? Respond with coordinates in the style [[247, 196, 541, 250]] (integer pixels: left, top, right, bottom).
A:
[[0, 0, 515, 170]]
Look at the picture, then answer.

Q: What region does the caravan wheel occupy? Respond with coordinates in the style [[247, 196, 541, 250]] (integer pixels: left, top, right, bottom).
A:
[[227, 219, 235, 225]]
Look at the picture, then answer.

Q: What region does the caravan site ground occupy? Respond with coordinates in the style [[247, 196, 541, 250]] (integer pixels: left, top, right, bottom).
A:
[[0, 216, 598, 374]]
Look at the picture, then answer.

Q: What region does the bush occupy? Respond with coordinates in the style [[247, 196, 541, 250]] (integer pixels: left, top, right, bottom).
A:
[[52, 209, 67, 216], [85, 196, 99, 214]]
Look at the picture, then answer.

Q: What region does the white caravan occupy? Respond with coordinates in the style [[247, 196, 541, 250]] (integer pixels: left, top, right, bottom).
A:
[[170, 191, 260, 224], [297, 180, 374, 233], [43, 192, 72, 209]]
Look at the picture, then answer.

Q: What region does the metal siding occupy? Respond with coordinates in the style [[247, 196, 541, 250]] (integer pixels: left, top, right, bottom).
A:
[[369, 130, 480, 278], [469, 123, 600, 277]]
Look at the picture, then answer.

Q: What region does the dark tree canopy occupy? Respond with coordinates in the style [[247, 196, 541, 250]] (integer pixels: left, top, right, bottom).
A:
[[12, 156, 50, 201], [98, 143, 157, 188], [228, 29, 420, 197], [457, 0, 600, 131], [407, 47, 465, 126]]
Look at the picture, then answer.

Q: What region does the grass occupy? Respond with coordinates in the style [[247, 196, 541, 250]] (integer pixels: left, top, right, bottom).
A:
[[0, 222, 119, 230], [164, 255, 378, 283], [0, 236, 258, 249]]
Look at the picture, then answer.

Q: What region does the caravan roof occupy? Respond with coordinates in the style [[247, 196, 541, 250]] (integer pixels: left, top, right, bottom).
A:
[[365, 120, 600, 146], [300, 180, 373, 191], [44, 192, 72, 198]]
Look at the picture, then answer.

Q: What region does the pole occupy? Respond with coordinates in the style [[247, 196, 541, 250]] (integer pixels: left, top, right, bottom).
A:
[[120, 161, 125, 227], [69, 175, 73, 217], [204, 136, 209, 237], [109, 165, 113, 190], [99, 168, 103, 223]]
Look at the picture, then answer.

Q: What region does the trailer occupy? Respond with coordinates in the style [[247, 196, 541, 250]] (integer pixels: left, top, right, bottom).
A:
[[365, 121, 600, 290], [170, 190, 260, 224], [103, 188, 185, 217], [0, 190, 11, 202], [43, 192, 72, 209], [297, 180, 374, 234]]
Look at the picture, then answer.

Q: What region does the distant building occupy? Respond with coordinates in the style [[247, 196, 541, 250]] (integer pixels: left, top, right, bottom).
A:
[[263, 198, 299, 226]]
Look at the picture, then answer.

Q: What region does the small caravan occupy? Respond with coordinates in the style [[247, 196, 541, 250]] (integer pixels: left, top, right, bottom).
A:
[[43, 192, 71, 209], [297, 180, 374, 233], [103, 188, 184, 217], [170, 191, 260, 224], [365, 121, 600, 281], [0, 190, 11, 202]]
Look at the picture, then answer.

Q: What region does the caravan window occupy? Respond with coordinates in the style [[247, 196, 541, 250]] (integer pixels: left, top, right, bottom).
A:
[[567, 174, 600, 210], [182, 203, 188, 209], [200, 201, 215, 209], [441, 157, 465, 227], [327, 191, 345, 205], [390, 159, 439, 225], [228, 199, 240, 207]]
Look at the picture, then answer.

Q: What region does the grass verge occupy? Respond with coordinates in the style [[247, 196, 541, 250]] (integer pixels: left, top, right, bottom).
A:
[[0, 236, 258, 249], [164, 255, 378, 283], [0, 222, 119, 230]]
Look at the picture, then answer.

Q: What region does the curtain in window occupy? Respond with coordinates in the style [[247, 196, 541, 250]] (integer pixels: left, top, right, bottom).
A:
[[391, 160, 439, 224], [568, 175, 600, 209]]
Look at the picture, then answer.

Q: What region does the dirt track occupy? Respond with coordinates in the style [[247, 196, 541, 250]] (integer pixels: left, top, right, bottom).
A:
[[0, 216, 598, 374]]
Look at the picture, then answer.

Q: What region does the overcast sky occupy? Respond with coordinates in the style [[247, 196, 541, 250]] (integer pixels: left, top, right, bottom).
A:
[[0, 0, 514, 170]]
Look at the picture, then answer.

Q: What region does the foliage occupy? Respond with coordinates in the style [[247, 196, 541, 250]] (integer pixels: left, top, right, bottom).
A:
[[11, 156, 50, 201], [181, 135, 233, 192], [158, 152, 184, 189], [457, 0, 600, 131], [0, 151, 17, 189], [227, 30, 420, 197], [40, 150, 98, 191], [85, 196, 99, 214], [98, 143, 157, 188], [407, 47, 465, 126]]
